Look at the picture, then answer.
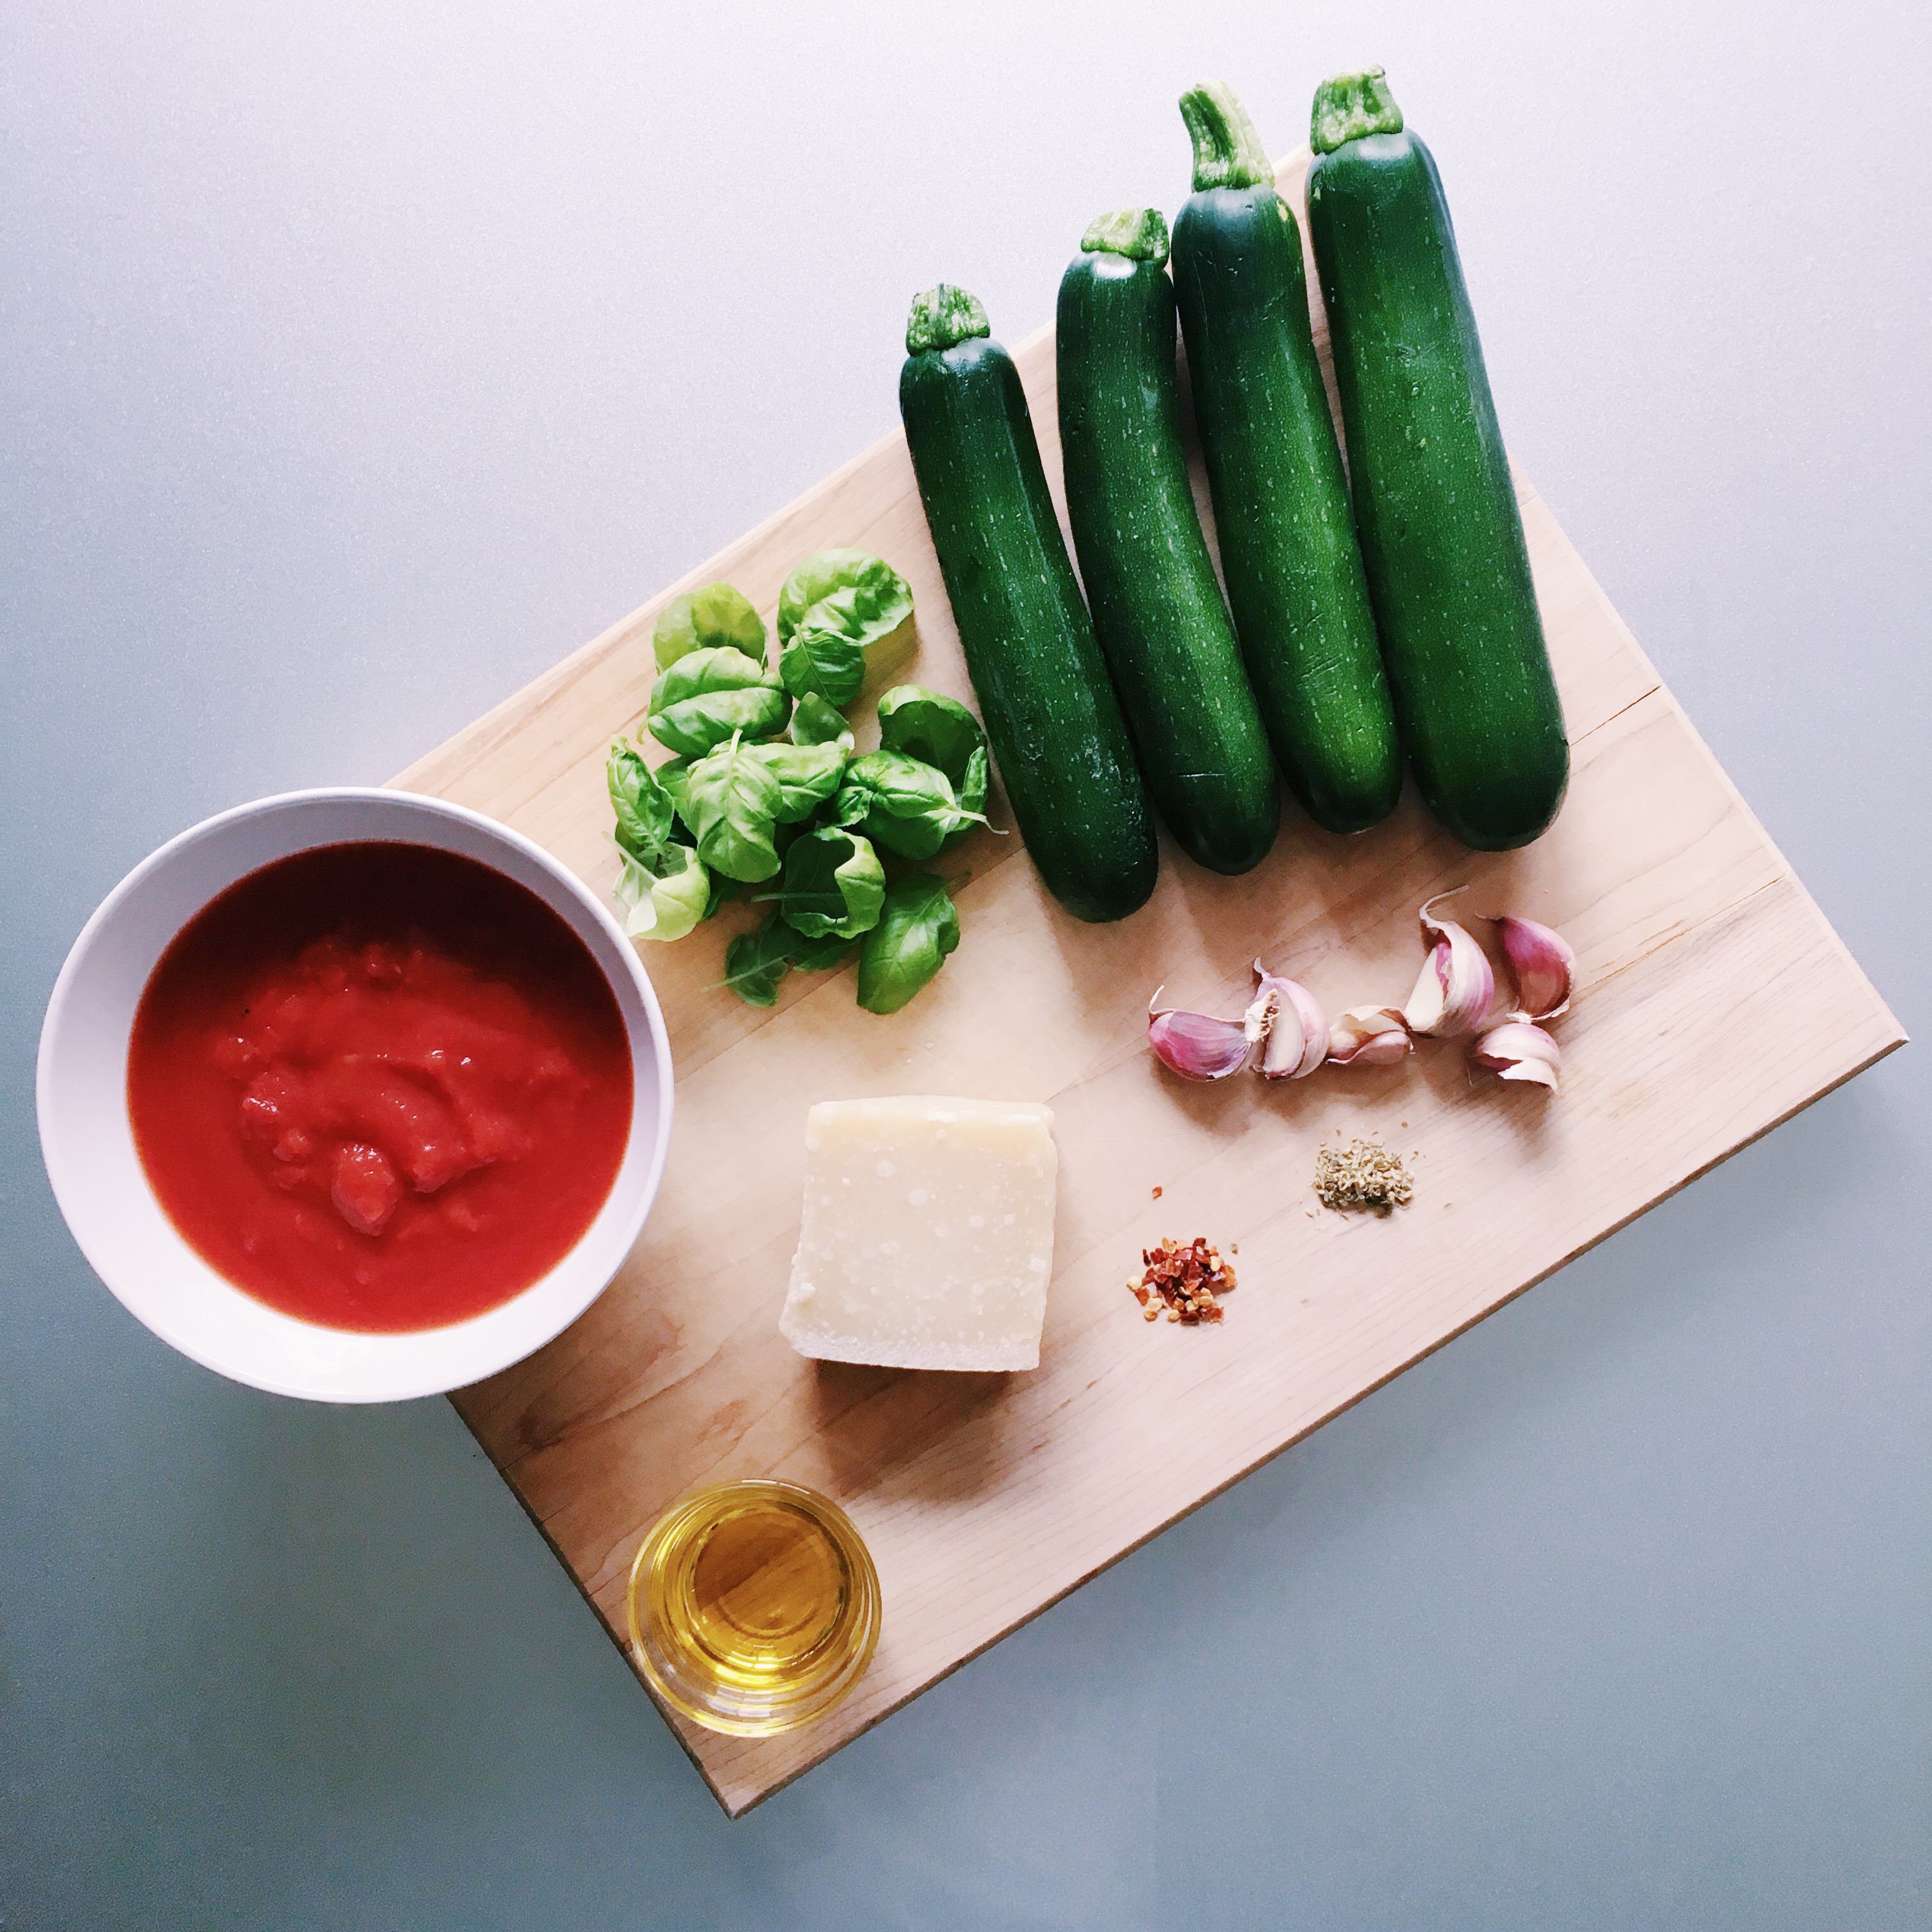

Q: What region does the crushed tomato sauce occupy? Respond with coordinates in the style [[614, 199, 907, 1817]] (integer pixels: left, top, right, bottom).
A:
[[126, 842, 632, 1333]]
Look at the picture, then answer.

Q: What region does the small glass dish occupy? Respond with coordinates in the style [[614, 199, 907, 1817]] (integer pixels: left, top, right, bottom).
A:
[[625, 1478, 881, 1737]]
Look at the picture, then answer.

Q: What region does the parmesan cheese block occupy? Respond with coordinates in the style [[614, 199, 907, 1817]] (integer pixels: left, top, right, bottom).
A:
[[779, 1096, 1058, 1372]]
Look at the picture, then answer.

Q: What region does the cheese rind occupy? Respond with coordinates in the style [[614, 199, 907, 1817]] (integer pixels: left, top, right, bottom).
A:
[[780, 1096, 1057, 1372]]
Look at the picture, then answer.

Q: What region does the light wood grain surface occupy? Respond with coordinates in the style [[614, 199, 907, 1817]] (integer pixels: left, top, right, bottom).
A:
[[392, 153, 1905, 1815]]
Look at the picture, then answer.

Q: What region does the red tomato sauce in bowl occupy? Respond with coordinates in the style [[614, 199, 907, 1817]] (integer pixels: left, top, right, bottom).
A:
[[126, 841, 633, 1333]]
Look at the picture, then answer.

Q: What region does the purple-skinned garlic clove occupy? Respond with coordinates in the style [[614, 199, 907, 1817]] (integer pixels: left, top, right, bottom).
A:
[[1147, 988, 1253, 1081], [1328, 1004, 1413, 1067], [1468, 1020, 1562, 1091], [1487, 914, 1574, 1022], [1400, 890, 1496, 1038], [1245, 963, 1328, 1080]]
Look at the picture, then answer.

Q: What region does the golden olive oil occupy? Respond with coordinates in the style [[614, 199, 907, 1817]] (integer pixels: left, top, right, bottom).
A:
[[627, 1480, 880, 1736]]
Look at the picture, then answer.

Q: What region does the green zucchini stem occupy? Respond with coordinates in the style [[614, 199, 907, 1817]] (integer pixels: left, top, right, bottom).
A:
[[1310, 66, 1404, 153], [1079, 206, 1170, 265], [905, 285, 990, 355], [1179, 81, 1275, 192]]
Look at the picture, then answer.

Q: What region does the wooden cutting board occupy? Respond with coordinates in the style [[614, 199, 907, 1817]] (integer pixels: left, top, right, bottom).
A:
[[392, 151, 1905, 1815]]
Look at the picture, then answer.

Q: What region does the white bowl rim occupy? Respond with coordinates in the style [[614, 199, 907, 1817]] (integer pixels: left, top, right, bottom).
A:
[[36, 785, 675, 1402]]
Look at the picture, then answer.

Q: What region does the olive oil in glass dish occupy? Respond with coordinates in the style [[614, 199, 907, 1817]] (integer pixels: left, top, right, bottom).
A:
[[626, 1479, 880, 1736]]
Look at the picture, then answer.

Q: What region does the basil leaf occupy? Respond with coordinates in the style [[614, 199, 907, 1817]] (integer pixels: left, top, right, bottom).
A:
[[875, 686, 987, 790], [826, 782, 872, 831], [775, 550, 916, 696], [723, 916, 793, 1007], [742, 740, 849, 823], [721, 907, 856, 1007], [786, 925, 857, 971], [613, 843, 710, 944], [769, 815, 818, 880], [607, 740, 677, 865], [840, 749, 985, 861], [943, 744, 990, 852], [789, 692, 855, 749], [777, 549, 914, 646], [857, 875, 960, 1015], [652, 582, 767, 671], [779, 623, 866, 709], [647, 647, 790, 757], [680, 737, 785, 882], [658, 756, 694, 836], [776, 825, 885, 941]]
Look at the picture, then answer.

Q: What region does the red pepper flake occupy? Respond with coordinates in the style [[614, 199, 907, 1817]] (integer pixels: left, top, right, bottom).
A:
[[1151, 1184, 1163, 1200], [1130, 1235, 1234, 1326]]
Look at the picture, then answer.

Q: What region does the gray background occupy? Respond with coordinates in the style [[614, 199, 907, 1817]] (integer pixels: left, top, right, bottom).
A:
[[4, 1, 1926, 1925]]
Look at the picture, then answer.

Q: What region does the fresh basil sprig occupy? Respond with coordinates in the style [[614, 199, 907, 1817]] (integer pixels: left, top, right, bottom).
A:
[[647, 647, 790, 756], [857, 875, 960, 1014], [608, 562, 977, 1021]]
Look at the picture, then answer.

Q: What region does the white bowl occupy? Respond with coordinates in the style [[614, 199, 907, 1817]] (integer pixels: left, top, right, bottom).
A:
[[36, 788, 673, 1403]]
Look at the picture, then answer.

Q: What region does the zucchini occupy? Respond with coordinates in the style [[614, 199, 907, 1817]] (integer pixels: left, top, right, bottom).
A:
[[1305, 67, 1567, 850], [1171, 82, 1402, 834], [1057, 208, 1281, 876], [898, 286, 1158, 923]]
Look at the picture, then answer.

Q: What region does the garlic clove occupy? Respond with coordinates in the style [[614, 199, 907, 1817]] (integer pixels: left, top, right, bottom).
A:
[[1328, 1004, 1413, 1067], [1400, 890, 1496, 1038], [1281, 981, 1331, 1080], [1246, 963, 1328, 1080], [1147, 988, 1252, 1081], [1468, 1020, 1561, 1091], [1487, 914, 1574, 1022]]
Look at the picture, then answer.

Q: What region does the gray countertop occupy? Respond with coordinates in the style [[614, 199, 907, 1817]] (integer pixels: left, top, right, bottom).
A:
[[4, 4, 1927, 1926]]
